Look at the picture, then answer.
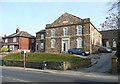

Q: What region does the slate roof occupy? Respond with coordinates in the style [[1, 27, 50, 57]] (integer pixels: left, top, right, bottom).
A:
[[36, 29, 45, 34], [4, 31, 35, 38], [100, 29, 119, 40]]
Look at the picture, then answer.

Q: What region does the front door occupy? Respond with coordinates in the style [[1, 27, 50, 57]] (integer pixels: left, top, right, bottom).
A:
[[63, 41, 68, 52], [62, 40, 69, 52]]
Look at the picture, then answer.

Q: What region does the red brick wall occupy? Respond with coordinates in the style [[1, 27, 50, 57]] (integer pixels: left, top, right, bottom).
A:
[[19, 37, 29, 50]]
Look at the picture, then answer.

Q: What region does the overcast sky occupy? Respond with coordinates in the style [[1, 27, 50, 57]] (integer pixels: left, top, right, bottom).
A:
[[0, 0, 114, 36]]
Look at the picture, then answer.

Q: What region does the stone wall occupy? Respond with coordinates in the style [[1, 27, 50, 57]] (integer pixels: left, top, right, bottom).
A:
[[3, 59, 91, 70], [90, 24, 102, 53]]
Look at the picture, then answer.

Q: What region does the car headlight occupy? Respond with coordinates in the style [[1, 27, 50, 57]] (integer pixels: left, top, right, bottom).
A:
[[85, 52, 89, 54]]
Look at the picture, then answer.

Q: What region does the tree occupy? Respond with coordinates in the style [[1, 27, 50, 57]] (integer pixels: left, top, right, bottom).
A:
[[100, 0, 120, 61]]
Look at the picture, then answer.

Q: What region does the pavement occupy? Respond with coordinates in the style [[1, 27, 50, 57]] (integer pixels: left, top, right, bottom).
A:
[[1, 66, 118, 80], [1, 51, 119, 82]]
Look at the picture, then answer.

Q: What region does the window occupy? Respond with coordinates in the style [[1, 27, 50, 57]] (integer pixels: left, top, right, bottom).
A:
[[41, 34, 44, 39], [36, 43, 38, 51], [77, 37, 82, 48], [9, 45, 14, 50], [51, 29, 56, 37], [40, 43, 44, 49], [13, 37, 17, 42], [32, 39, 34, 43], [77, 25, 82, 36], [51, 39, 56, 48], [63, 27, 68, 36], [5, 38, 8, 43], [113, 40, 116, 47], [106, 41, 109, 47]]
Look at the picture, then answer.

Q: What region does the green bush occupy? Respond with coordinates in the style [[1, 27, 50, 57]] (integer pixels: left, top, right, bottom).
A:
[[1, 47, 8, 52]]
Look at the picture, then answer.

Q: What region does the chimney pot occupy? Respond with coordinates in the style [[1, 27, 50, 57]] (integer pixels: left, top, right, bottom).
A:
[[16, 28, 19, 33]]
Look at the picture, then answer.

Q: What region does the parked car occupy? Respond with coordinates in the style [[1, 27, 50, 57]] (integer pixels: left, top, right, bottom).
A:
[[68, 48, 90, 56], [98, 47, 112, 53]]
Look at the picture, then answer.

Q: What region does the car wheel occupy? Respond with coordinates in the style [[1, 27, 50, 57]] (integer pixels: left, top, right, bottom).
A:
[[69, 52, 73, 54], [82, 52, 85, 56]]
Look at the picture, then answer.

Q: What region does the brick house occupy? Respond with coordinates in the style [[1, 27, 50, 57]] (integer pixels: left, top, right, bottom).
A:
[[100, 29, 118, 50], [36, 29, 46, 52], [2, 29, 35, 52], [45, 13, 102, 53]]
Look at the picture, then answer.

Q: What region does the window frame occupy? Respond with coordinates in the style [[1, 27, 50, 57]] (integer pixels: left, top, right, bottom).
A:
[[41, 34, 44, 39], [13, 37, 17, 42], [77, 25, 82, 36], [63, 27, 68, 36], [51, 39, 56, 48], [77, 37, 82, 48], [40, 43, 44, 49], [51, 29, 56, 37]]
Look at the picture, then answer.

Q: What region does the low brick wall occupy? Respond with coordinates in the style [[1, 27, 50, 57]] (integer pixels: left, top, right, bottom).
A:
[[3, 59, 91, 70]]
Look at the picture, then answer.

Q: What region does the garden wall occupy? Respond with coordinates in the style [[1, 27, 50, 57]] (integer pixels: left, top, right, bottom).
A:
[[3, 59, 91, 70]]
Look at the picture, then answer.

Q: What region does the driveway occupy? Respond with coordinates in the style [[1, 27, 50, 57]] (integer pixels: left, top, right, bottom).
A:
[[77, 51, 116, 73]]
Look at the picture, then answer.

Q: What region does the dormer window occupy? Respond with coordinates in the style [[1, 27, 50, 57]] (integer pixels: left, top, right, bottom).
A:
[[77, 25, 82, 36], [63, 27, 68, 36], [13, 37, 17, 42], [51, 29, 56, 37]]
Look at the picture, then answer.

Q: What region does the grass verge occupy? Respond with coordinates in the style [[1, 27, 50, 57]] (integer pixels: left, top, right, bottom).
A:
[[3, 52, 89, 62]]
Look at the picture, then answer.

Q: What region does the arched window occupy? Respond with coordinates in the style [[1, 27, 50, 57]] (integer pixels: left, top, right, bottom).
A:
[[51, 39, 56, 48], [113, 40, 116, 47], [51, 29, 56, 37], [63, 27, 68, 36], [77, 25, 82, 36], [77, 37, 82, 48]]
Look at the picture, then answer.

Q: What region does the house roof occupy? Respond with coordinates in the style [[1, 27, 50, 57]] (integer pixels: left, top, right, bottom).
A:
[[46, 13, 83, 28], [36, 29, 45, 34], [4, 30, 35, 38], [100, 29, 119, 40]]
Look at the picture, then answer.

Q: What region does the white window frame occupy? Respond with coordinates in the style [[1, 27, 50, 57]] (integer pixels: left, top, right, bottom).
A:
[[5, 38, 8, 43], [40, 43, 44, 49], [106, 41, 109, 47], [113, 40, 116, 47], [51, 29, 56, 37], [77, 25, 82, 36], [9, 45, 14, 50], [51, 39, 56, 48], [13, 37, 17, 42], [77, 37, 82, 48], [63, 27, 68, 36], [41, 34, 44, 39]]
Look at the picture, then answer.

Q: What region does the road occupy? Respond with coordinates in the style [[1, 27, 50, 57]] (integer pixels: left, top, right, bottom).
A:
[[1, 66, 118, 83], [78, 51, 116, 73]]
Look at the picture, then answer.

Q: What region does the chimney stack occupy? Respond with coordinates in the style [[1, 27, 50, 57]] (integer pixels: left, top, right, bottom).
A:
[[16, 28, 19, 33]]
